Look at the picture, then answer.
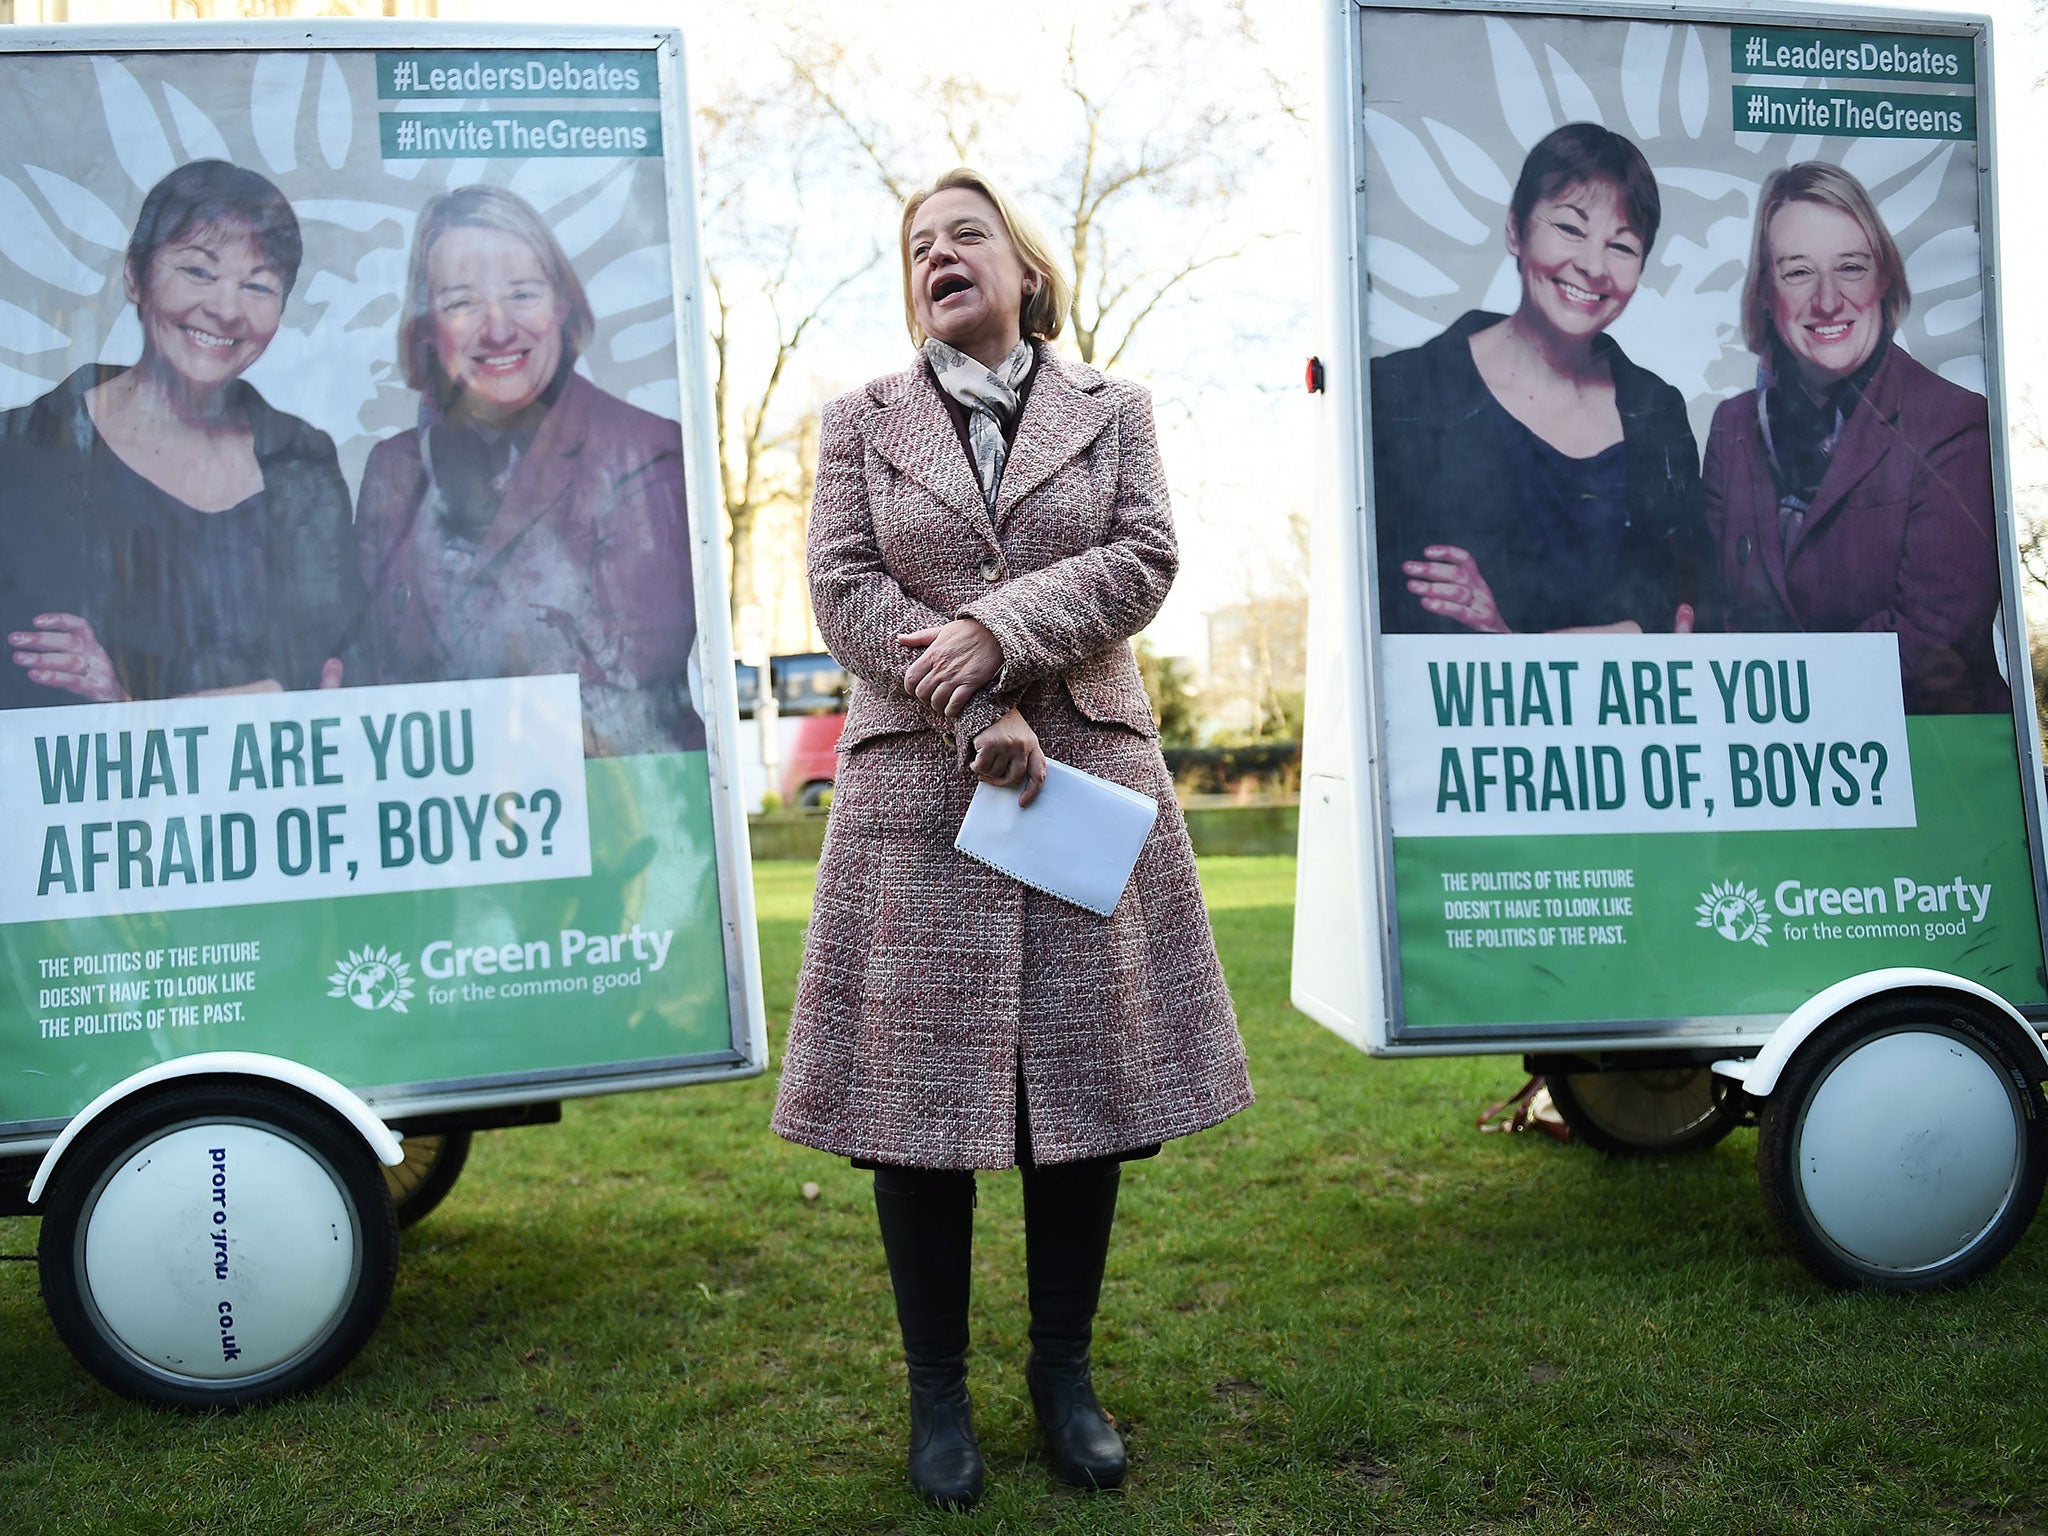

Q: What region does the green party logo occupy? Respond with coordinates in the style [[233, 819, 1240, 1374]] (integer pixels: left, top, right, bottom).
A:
[[327, 946, 417, 1014], [1695, 881, 1773, 948]]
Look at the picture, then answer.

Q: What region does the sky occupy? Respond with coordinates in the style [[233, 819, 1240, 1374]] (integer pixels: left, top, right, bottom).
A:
[[432, 0, 2048, 663]]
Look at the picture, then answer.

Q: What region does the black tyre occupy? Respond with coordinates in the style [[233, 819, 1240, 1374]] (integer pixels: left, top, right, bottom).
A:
[[796, 780, 832, 809], [38, 1082, 399, 1408], [382, 1130, 472, 1228], [1757, 993, 2048, 1290], [1546, 1066, 1742, 1157]]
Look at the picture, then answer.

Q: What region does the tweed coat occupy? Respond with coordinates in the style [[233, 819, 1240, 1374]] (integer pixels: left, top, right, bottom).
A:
[[1702, 344, 2006, 714], [770, 349, 1253, 1169]]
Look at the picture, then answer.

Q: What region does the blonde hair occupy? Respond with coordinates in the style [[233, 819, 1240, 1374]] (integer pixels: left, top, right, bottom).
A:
[[1741, 162, 1910, 356], [399, 185, 596, 395], [899, 167, 1071, 346]]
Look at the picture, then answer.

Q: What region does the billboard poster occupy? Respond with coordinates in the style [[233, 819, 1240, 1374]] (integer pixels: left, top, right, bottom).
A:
[[1356, 5, 2044, 1034], [0, 33, 750, 1135]]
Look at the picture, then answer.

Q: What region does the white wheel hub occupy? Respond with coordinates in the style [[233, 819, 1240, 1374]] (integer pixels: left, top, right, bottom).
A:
[[81, 1122, 359, 1379], [1798, 1030, 2022, 1272]]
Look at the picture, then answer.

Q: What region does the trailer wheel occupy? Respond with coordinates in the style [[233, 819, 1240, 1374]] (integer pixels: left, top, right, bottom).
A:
[[382, 1131, 472, 1228], [1757, 995, 2048, 1290], [1546, 1067, 1741, 1157], [38, 1082, 398, 1408]]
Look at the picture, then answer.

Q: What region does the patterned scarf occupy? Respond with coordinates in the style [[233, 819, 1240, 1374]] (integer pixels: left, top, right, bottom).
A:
[[924, 337, 1034, 510], [1756, 332, 1888, 551]]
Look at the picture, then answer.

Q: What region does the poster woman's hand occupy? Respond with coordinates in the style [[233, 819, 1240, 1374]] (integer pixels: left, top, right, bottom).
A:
[[8, 613, 128, 702], [1403, 545, 1512, 634]]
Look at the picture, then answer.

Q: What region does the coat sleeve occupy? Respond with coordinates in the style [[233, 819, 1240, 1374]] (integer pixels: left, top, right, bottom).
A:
[[1700, 403, 1740, 633], [1859, 395, 2000, 709], [955, 382, 1177, 691], [806, 395, 998, 748]]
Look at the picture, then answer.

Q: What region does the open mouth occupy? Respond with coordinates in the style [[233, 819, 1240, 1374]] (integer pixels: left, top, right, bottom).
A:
[[181, 325, 240, 352], [471, 350, 530, 375], [931, 274, 975, 303], [1807, 322, 1853, 342], [1555, 278, 1604, 306]]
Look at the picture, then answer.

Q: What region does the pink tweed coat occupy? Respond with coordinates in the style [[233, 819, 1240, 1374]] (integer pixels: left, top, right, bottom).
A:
[[770, 350, 1253, 1169]]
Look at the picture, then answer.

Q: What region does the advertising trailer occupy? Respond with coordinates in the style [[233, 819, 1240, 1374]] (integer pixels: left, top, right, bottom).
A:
[[1297, 0, 2048, 1288], [0, 22, 762, 1405]]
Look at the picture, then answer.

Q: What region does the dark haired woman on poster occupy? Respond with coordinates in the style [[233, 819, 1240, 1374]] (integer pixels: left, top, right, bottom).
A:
[[1702, 161, 2004, 713], [2, 159, 358, 705], [770, 167, 1251, 1508], [354, 184, 700, 756], [1373, 122, 1705, 636]]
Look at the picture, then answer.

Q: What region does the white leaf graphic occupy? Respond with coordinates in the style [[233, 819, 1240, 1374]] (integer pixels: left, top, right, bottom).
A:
[[162, 83, 231, 164], [1657, 166, 1758, 202], [317, 56, 352, 170], [99, 305, 141, 363], [1904, 226, 1979, 294], [1422, 119, 1510, 205], [553, 170, 634, 259], [1485, 17, 1553, 150], [0, 175, 105, 295], [585, 244, 672, 317], [626, 380, 680, 422], [509, 155, 622, 211], [383, 156, 426, 183], [611, 312, 674, 364], [1937, 354, 1985, 394], [1364, 110, 1487, 246], [1366, 236, 1456, 298], [25, 165, 127, 250], [1544, 47, 1601, 126], [1878, 146, 1954, 237], [294, 199, 414, 236], [1366, 292, 1442, 349], [0, 296, 68, 354], [1622, 23, 1673, 140], [92, 58, 175, 193], [1785, 135, 1821, 165], [1841, 136, 1936, 192], [444, 158, 486, 187], [0, 356, 54, 409], [251, 53, 308, 175], [1678, 28, 1708, 137], [1922, 291, 1981, 337]]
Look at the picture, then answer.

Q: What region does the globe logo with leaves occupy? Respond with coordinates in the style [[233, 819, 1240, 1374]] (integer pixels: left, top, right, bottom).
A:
[[327, 946, 415, 1014], [1694, 881, 1772, 949]]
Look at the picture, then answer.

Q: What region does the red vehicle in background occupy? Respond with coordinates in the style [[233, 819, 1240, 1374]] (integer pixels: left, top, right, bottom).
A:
[[735, 652, 847, 809]]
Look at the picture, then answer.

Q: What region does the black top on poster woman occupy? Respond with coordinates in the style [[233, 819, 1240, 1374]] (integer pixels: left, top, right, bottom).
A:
[[1371, 122, 1707, 636]]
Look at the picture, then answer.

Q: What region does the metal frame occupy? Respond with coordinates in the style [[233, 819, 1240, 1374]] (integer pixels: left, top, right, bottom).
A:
[[1308, 0, 2048, 1055], [0, 21, 768, 1152]]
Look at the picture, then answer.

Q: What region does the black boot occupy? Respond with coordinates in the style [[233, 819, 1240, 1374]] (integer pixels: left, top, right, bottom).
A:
[[873, 1166, 984, 1509], [1022, 1160, 1128, 1491]]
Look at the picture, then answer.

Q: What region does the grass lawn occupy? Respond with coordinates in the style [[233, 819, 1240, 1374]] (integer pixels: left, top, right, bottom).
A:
[[3, 854, 2046, 1534]]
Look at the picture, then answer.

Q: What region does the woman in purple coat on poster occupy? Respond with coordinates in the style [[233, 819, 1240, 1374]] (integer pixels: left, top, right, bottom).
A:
[[355, 185, 702, 756], [1703, 162, 2006, 714]]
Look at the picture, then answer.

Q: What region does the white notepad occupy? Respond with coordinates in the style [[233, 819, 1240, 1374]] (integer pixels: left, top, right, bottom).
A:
[[955, 759, 1159, 917]]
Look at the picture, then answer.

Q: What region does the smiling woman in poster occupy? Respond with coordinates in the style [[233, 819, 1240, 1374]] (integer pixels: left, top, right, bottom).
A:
[[1373, 122, 1705, 636], [770, 167, 1252, 1508], [354, 184, 701, 756], [1, 160, 360, 707], [1703, 162, 2004, 715]]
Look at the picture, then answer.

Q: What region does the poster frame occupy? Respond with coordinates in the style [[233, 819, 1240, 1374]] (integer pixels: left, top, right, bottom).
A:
[[1299, 0, 2048, 1055], [0, 20, 768, 1153]]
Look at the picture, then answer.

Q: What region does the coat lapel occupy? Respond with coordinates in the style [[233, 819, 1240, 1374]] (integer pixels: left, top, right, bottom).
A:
[[862, 363, 1001, 553], [471, 374, 587, 568], [992, 356, 1113, 527]]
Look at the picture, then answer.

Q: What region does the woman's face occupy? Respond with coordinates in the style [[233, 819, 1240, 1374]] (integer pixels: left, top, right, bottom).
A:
[[1506, 179, 1644, 343], [908, 187, 1031, 364], [1767, 199, 1887, 390], [427, 225, 566, 421], [128, 224, 284, 389]]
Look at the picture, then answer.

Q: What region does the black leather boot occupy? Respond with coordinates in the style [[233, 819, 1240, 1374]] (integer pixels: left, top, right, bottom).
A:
[[1022, 1160, 1128, 1491], [874, 1167, 984, 1509]]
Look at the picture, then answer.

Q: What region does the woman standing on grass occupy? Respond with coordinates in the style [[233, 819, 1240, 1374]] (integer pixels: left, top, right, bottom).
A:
[[770, 166, 1252, 1509]]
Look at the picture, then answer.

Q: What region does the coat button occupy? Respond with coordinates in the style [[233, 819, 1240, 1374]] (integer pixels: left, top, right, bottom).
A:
[[979, 556, 1003, 582], [1736, 534, 1752, 565]]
